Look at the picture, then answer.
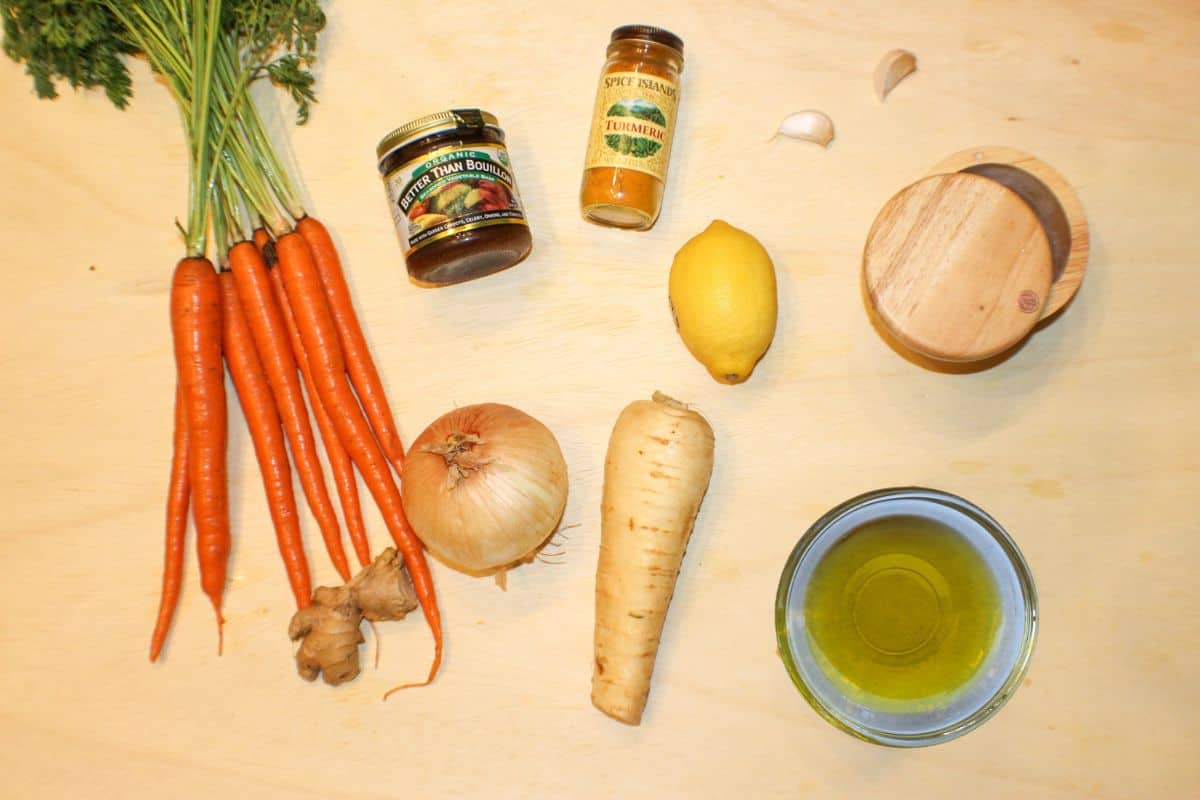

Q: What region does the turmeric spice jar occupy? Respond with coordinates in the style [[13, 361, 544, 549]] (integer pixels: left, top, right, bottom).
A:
[[580, 25, 684, 230], [377, 109, 532, 286]]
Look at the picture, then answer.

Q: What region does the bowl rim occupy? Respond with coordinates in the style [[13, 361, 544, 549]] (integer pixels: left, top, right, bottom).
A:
[[774, 486, 1039, 747]]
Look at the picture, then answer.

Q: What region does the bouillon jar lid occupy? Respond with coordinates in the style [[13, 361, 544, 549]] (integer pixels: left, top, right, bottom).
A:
[[862, 147, 1089, 365], [610, 24, 683, 54], [376, 109, 500, 162]]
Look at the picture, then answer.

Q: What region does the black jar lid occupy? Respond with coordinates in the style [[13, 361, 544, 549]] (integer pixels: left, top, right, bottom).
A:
[[375, 109, 500, 163], [610, 24, 683, 54]]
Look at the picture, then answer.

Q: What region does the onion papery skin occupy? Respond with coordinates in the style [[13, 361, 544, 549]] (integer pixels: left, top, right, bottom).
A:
[[402, 403, 568, 573]]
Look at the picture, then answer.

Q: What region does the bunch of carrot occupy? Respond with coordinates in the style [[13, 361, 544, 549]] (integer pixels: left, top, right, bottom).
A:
[[148, 6, 440, 685], [154, 208, 441, 685], [0, 0, 440, 681]]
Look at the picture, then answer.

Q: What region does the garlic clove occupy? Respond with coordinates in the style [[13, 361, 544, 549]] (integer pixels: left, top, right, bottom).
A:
[[875, 49, 917, 101], [772, 110, 835, 147]]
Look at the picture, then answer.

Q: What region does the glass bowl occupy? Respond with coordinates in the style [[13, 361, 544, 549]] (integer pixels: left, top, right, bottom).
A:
[[775, 487, 1038, 747]]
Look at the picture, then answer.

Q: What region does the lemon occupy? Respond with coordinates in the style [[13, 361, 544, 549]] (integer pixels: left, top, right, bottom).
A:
[[668, 220, 777, 384]]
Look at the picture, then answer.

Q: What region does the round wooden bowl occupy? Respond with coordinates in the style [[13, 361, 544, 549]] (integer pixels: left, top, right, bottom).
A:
[[863, 148, 1089, 365]]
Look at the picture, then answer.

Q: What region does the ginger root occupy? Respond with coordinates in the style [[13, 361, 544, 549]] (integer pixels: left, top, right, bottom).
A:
[[288, 548, 418, 686]]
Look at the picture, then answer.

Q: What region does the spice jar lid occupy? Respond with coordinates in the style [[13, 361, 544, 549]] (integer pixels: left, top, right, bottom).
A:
[[376, 109, 500, 162], [862, 172, 1053, 363], [610, 24, 683, 54]]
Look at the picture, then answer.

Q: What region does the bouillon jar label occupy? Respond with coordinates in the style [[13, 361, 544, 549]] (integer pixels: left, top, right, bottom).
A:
[[383, 143, 527, 255], [583, 70, 680, 181]]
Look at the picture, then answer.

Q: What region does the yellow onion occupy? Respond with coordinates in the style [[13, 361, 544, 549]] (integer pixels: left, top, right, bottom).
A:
[[402, 403, 568, 573]]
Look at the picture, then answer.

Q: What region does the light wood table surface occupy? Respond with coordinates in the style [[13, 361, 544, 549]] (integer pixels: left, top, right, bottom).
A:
[[2, 2, 1197, 797]]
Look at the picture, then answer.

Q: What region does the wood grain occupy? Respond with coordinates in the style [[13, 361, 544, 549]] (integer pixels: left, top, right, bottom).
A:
[[928, 146, 1091, 320], [1, 2, 1198, 798], [863, 173, 1053, 362]]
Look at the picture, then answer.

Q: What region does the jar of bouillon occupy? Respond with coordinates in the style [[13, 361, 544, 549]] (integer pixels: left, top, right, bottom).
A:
[[377, 109, 532, 286]]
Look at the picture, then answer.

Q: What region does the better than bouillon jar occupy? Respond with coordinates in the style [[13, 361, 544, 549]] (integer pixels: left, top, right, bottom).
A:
[[580, 25, 684, 230], [377, 109, 532, 286]]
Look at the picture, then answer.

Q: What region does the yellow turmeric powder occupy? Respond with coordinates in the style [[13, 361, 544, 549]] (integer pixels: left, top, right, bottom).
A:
[[580, 26, 684, 230]]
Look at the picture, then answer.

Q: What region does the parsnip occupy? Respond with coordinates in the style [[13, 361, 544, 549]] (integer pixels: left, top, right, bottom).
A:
[[592, 392, 716, 725]]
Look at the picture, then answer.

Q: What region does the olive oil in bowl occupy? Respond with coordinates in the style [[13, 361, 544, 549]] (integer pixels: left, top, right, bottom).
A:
[[776, 488, 1037, 747], [804, 515, 999, 709]]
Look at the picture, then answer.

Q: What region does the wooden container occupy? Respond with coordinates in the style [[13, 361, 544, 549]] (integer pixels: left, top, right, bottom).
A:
[[862, 147, 1089, 366]]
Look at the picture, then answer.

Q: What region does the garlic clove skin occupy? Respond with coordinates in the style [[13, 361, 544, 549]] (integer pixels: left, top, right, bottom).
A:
[[773, 110, 835, 147], [875, 49, 917, 101]]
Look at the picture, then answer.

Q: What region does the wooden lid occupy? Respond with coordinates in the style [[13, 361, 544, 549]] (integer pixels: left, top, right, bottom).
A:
[[863, 172, 1053, 363], [926, 146, 1089, 320]]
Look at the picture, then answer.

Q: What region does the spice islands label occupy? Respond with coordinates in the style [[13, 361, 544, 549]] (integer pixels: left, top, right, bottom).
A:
[[383, 143, 527, 255], [584, 71, 680, 180]]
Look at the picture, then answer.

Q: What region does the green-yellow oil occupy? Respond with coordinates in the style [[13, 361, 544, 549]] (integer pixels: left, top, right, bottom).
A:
[[804, 515, 1000, 710]]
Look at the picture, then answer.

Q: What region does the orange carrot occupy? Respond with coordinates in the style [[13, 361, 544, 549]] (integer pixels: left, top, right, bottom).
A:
[[257, 232, 371, 567], [228, 241, 351, 583], [149, 384, 189, 662], [219, 270, 313, 608], [267, 258, 372, 568], [298, 216, 406, 473], [170, 257, 229, 651], [276, 231, 441, 686], [257, 230, 371, 565], [252, 226, 272, 253]]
